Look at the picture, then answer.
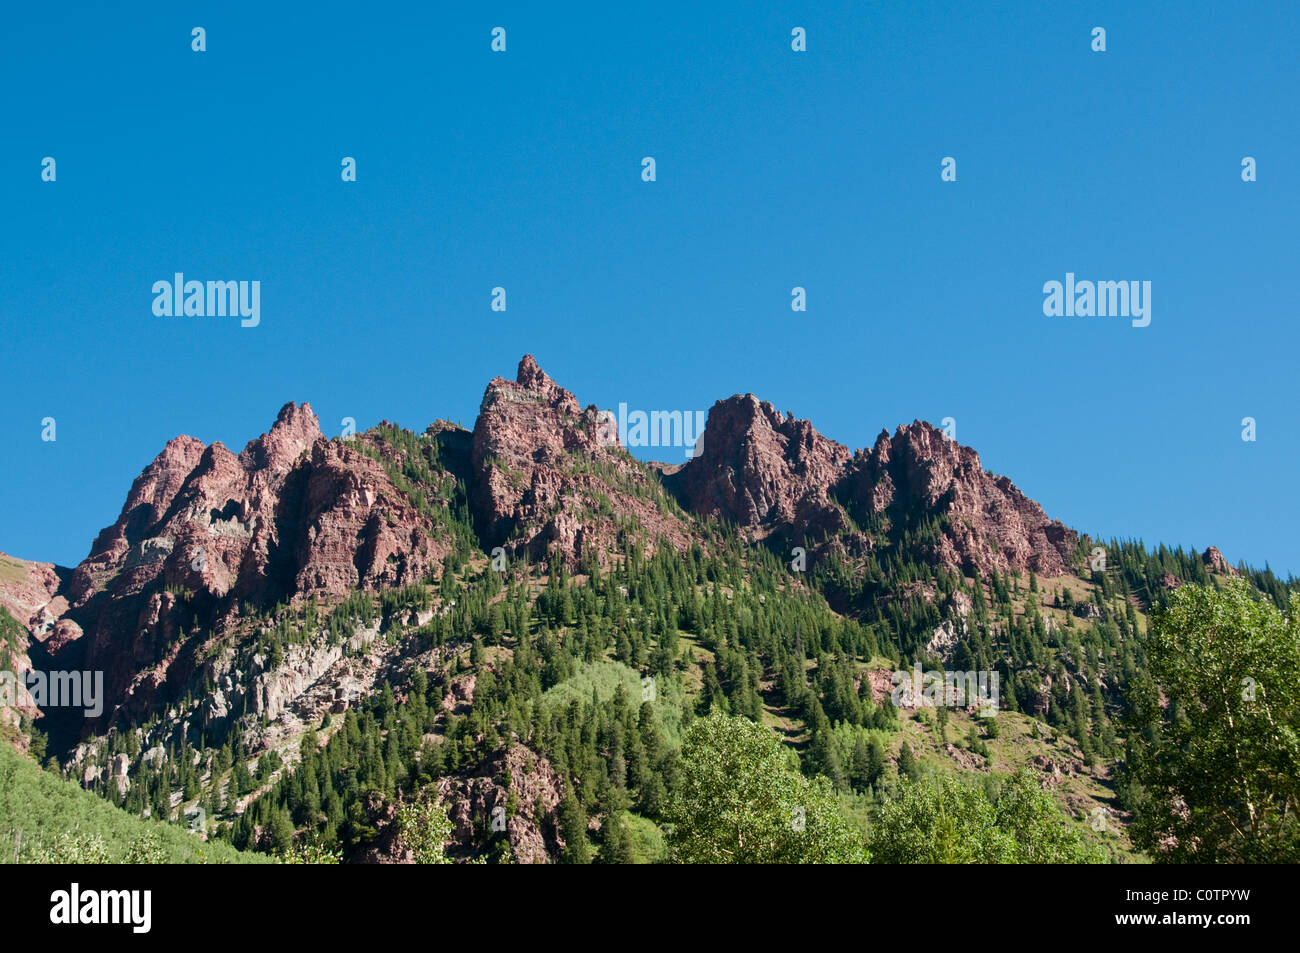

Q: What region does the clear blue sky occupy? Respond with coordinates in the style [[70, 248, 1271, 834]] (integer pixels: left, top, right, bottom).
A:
[[2, 1, 1296, 576]]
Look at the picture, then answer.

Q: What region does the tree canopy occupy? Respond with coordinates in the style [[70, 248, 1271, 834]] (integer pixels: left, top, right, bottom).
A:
[[869, 771, 1103, 863], [666, 712, 869, 863], [1125, 580, 1300, 862]]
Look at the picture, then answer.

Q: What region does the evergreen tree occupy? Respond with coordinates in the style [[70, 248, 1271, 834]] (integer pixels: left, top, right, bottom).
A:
[[897, 742, 920, 781], [558, 788, 590, 864]]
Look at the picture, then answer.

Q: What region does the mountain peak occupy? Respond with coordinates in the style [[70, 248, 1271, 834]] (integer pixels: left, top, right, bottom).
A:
[[844, 422, 1076, 577], [665, 395, 851, 536], [470, 357, 695, 560], [242, 401, 322, 471], [517, 354, 551, 389]]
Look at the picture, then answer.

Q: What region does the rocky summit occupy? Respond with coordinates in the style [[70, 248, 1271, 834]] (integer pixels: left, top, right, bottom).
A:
[[662, 393, 1076, 581], [0, 355, 1269, 866], [469, 355, 695, 563], [840, 421, 1077, 578], [6, 356, 1086, 736]]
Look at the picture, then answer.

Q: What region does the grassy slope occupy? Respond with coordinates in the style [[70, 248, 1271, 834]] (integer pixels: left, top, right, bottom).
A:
[[0, 742, 265, 864]]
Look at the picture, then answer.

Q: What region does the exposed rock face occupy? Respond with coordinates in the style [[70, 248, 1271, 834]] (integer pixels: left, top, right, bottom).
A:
[[54, 403, 453, 725], [866, 668, 898, 706], [926, 617, 968, 661], [469, 355, 693, 564], [354, 742, 562, 864], [436, 743, 564, 863], [1203, 546, 1240, 577], [31, 361, 1082, 732], [662, 395, 853, 542], [664, 401, 1076, 579], [291, 438, 447, 595], [69, 435, 210, 606], [840, 422, 1077, 578], [441, 673, 476, 714], [0, 552, 73, 725], [0, 552, 67, 636]]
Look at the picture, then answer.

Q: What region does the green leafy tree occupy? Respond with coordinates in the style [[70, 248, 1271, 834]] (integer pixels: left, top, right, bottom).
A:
[[869, 772, 1102, 863], [1126, 581, 1300, 863], [280, 839, 343, 864], [394, 796, 455, 864], [26, 831, 112, 864], [991, 772, 1106, 863], [665, 712, 869, 863]]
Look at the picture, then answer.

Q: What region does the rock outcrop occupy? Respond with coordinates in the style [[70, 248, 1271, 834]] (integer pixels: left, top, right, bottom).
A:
[[664, 402, 1076, 579], [53, 403, 454, 725], [436, 743, 565, 864], [1203, 546, 1240, 577], [662, 395, 852, 543], [837, 421, 1077, 578], [13, 355, 1085, 750], [0, 552, 74, 726], [0, 552, 68, 639], [469, 355, 694, 564]]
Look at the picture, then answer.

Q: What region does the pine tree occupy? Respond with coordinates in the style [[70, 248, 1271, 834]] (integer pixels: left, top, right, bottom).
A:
[[558, 788, 590, 864], [866, 737, 886, 788], [597, 811, 634, 864], [897, 741, 920, 781], [270, 809, 295, 855]]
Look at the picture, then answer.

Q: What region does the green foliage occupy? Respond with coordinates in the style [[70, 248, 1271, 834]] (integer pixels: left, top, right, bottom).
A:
[[0, 605, 24, 673], [623, 811, 668, 863], [666, 712, 870, 863], [69, 478, 1298, 866], [897, 741, 920, 781], [542, 660, 685, 748], [869, 772, 1104, 863], [0, 742, 259, 864], [597, 810, 635, 864], [394, 796, 455, 864], [1124, 580, 1300, 863], [22, 830, 111, 863], [558, 787, 590, 864], [122, 830, 169, 864], [279, 839, 343, 864], [352, 424, 477, 554]]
